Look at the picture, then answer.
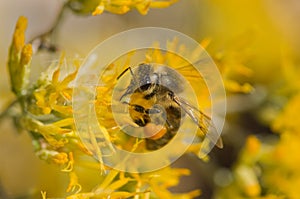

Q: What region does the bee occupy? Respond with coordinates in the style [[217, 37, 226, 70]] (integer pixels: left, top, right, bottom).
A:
[[117, 63, 223, 150]]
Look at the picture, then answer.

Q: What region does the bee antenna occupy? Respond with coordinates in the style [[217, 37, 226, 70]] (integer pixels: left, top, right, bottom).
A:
[[118, 66, 141, 88], [117, 67, 131, 80]]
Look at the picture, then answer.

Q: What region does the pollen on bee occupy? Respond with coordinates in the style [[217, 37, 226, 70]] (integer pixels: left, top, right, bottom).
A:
[[144, 123, 167, 140]]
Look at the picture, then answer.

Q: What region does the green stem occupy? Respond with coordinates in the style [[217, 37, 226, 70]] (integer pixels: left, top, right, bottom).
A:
[[29, 3, 68, 52], [0, 100, 18, 122]]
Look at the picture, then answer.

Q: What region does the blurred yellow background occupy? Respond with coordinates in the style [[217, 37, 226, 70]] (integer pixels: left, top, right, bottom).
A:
[[1, 0, 300, 198]]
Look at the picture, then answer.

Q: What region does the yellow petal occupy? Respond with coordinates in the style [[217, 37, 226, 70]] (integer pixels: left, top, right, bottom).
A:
[[150, 0, 178, 8], [13, 16, 27, 52], [41, 191, 47, 199], [52, 118, 74, 127], [105, 178, 130, 191], [66, 172, 82, 193], [92, 2, 105, 15], [245, 135, 261, 155]]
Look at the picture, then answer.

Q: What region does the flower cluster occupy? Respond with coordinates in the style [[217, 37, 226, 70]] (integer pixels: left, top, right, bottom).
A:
[[4, 2, 255, 198], [214, 48, 300, 199], [6, 16, 205, 199], [66, 0, 178, 15]]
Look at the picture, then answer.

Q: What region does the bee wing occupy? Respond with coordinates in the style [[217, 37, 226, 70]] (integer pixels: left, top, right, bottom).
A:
[[173, 96, 223, 149]]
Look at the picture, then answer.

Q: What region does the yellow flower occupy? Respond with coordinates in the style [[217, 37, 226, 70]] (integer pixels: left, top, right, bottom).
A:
[[211, 35, 254, 94], [6, 15, 237, 199], [140, 167, 201, 199], [67, 0, 178, 15], [6, 20, 200, 199], [224, 80, 253, 93], [52, 152, 69, 165], [93, 0, 178, 15], [216, 88, 300, 199], [33, 54, 78, 116]]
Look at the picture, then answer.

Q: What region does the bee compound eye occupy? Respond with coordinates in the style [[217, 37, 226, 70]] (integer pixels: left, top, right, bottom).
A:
[[140, 83, 152, 91]]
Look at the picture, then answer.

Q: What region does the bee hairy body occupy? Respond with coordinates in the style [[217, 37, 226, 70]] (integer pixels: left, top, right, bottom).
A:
[[118, 63, 223, 150], [129, 82, 183, 150]]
